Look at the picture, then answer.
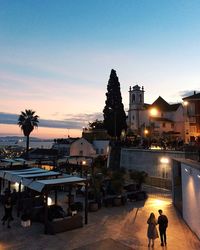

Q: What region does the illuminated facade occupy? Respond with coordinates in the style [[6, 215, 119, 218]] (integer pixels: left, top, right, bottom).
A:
[[182, 92, 200, 143], [128, 85, 185, 140]]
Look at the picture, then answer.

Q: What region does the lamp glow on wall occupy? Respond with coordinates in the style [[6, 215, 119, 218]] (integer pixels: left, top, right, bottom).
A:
[[48, 197, 52, 206], [149, 107, 158, 116], [159, 157, 170, 179], [160, 157, 170, 164]]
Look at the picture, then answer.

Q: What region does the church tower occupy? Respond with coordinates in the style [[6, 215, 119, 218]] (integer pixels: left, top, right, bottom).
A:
[[128, 85, 144, 132]]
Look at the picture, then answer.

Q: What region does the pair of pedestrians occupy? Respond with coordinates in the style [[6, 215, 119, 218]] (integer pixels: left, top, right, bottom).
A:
[[147, 209, 168, 248]]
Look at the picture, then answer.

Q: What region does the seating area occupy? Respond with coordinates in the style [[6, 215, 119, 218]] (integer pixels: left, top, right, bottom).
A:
[[0, 167, 88, 234]]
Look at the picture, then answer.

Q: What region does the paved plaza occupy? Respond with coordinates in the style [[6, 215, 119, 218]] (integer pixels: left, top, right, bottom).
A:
[[0, 193, 200, 250]]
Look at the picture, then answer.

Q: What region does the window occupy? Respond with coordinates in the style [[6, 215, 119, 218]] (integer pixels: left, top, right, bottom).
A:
[[79, 150, 83, 156], [171, 123, 174, 129], [100, 148, 104, 154], [139, 94, 142, 103], [132, 115, 134, 120], [96, 149, 99, 154], [162, 123, 166, 128], [132, 94, 135, 103]]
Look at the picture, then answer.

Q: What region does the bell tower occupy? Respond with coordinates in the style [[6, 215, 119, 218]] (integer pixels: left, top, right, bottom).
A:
[[128, 85, 144, 131]]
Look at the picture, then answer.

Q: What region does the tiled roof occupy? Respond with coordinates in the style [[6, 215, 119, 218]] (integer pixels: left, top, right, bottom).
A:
[[149, 96, 181, 112], [168, 103, 181, 111], [150, 96, 170, 111]]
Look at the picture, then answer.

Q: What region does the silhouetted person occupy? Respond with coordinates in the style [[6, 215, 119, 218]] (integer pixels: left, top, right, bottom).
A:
[[11, 188, 18, 205], [2, 196, 13, 228], [158, 209, 168, 246], [147, 212, 159, 248]]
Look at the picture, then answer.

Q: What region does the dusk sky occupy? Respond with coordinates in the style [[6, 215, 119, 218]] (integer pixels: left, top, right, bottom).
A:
[[1, 0, 200, 138]]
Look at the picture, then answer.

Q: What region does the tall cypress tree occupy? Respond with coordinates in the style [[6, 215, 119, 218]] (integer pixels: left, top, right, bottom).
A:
[[103, 69, 127, 138]]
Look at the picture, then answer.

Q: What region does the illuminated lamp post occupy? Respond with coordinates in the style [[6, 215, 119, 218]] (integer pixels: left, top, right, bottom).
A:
[[149, 107, 158, 145], [144, 128, 149, 148], [81, 160, 87, 178], [159, 157, 170, 189], [144, 129, 149, 136]]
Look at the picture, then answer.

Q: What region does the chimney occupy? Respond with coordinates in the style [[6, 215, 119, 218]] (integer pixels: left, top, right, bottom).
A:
[[194, 91, 196, 95]]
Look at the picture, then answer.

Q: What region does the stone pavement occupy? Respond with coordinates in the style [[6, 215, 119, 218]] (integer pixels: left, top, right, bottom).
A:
[[0, 194, 199, 250]]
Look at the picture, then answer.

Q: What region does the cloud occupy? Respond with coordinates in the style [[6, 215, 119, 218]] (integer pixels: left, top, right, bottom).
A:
[[0, 112, 103, 130]]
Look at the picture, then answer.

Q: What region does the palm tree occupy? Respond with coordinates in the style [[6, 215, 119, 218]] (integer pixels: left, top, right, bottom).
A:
[[18, 109, 39, 158]]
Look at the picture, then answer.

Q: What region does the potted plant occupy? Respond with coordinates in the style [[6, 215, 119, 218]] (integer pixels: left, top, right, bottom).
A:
[[129, 170, 148, 201], [110, 170, 125, 206]]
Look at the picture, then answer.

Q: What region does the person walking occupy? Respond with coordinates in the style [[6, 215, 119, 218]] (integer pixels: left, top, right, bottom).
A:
[[2, 196, 13, 228], [158, 209, 168, 246], [147, 212, 159, 248]]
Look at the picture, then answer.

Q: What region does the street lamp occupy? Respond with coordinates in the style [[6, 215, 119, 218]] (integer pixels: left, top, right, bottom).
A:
[[81, 160, 87, 178], [149, 107, 158, 117], [183, 101, 189, 106], [159, 157, 170, 190]]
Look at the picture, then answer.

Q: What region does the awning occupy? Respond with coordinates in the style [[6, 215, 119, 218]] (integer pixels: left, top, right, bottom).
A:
[[28, 176, 86, 192], [0, 167, 86, 193], [0, 168, 59, 183]]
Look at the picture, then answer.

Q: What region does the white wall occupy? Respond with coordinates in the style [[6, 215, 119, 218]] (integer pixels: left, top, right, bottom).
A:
[[181, 163, 200, 239], [70, 138, 96, 157], [92, 140, 110, 155]]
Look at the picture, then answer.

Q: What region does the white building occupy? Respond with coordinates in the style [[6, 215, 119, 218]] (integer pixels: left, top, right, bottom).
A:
[[172, 158, 200, 239], [70, 138, 96, 157], [128, 85, 185, 140], [92, 140, 110, 156], [70, 138, 110, 157]]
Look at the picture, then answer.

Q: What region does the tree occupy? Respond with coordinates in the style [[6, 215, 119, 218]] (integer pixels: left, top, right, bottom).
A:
[[103, 69, 127, 138], [18, 109, 39, 158], [88, 120, 104, 130], [129, 170, 148, 190]]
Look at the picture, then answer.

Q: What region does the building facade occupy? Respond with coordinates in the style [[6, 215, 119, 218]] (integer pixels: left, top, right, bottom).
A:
[[183, 92, 200, 143], [128, 85, 185, 141]]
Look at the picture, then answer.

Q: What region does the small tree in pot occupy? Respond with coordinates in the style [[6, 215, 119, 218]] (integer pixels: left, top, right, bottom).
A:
[[110, 170, 125, 206], [129, 170, 148, 190]]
